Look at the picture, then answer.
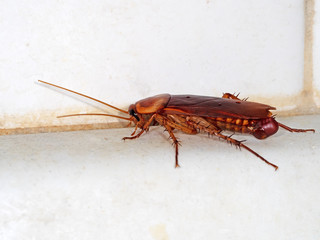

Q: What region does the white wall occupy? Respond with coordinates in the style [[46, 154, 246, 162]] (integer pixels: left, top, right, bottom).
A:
[[0, 0, 314, 131]]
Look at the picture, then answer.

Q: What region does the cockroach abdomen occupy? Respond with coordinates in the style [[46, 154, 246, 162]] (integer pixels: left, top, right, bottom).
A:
[[252, 117, 279, 139]]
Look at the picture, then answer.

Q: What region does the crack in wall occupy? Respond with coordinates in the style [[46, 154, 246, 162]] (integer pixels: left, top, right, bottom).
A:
[[293, 0, 318, 115]]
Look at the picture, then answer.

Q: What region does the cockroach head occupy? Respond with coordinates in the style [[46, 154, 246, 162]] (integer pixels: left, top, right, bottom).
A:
[[128, 104, 140, 122]]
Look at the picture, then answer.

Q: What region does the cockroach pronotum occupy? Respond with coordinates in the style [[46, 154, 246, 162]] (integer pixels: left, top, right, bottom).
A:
[[38, 80, 315, 170]]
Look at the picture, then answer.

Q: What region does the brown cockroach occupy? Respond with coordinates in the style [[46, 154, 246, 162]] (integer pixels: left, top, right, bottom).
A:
[[38, 80, 315, 170]]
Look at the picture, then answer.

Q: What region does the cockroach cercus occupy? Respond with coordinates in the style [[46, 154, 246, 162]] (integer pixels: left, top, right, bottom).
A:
[[38, 80, 315, 170]]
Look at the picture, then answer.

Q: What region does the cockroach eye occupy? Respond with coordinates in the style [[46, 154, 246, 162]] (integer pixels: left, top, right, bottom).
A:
[[129, 109, 140, 121]]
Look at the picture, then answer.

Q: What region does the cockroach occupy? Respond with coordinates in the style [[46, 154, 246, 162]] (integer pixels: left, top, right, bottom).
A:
[[38, 80, 315, 170]]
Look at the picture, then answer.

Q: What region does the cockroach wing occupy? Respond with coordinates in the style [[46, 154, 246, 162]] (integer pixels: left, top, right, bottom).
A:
[[163, 95, 275, 119]]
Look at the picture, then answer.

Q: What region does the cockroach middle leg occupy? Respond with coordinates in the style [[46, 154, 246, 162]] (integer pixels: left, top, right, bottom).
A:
[[163, 124, 181, 168], [154, 114, 194, 168], [278, 122, 315, 133]]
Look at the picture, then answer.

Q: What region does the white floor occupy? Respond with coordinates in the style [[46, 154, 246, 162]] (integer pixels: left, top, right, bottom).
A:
[[0, 115, 319, 240]]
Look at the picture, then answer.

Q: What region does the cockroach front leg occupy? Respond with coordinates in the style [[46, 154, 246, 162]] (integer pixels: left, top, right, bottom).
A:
[[122, 128, 146, 141], [122, 114, 157, 141]]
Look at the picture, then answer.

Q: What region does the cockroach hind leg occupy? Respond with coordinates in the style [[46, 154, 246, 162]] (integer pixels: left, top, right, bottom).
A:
[[214, 131, 279, 170], [240, 143, 279, 171], [278, 122, 315, 133], [222, 93, 242, 101], [222, 92, 249, 101]]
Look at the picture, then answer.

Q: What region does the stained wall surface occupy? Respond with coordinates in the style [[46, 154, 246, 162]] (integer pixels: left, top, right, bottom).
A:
[[314, 0, 320, 104]]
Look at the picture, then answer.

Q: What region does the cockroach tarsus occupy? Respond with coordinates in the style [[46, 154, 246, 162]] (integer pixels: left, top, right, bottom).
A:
[[38, 80, 315, 171]]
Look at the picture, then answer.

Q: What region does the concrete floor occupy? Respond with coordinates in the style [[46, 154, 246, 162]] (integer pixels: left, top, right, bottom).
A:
[[0, 115, 319, 240]]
